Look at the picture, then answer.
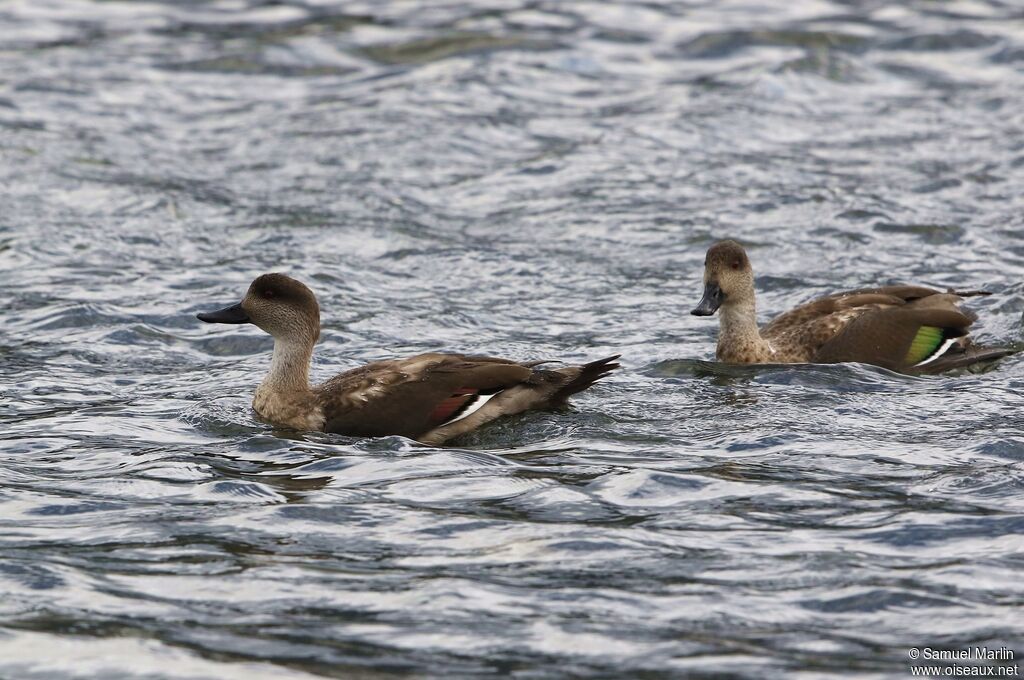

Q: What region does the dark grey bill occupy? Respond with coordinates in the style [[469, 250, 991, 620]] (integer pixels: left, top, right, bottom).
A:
[[197, 303, 250, 324], [691, 282, 724, 316]]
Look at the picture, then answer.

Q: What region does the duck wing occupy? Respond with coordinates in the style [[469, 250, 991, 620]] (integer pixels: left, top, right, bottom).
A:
[[762, 285, 940, 337], [760, 286, 1010, 371], [812, 295, 977, 370], [417, 354, 619, 445], [317, 353, 537, 439]]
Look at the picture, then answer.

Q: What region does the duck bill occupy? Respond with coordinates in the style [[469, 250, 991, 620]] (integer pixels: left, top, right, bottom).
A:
[[197, 302, 250, 324], [691, 282, 724, 316]]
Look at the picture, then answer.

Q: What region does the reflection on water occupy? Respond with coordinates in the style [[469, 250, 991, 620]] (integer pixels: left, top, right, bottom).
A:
[[2, 0, 1024, 676]]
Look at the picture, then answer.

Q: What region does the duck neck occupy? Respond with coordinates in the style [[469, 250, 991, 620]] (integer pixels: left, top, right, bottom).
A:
[[717, 299, 773, 362], [261, 336, 315, 393]]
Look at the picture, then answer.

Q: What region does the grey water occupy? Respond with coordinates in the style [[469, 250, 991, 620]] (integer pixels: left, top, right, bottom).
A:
[[2, 1, 1024, 678]]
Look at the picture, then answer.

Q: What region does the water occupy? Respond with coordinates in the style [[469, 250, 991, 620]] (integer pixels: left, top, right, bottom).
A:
[[2, 1, 1024, 677]]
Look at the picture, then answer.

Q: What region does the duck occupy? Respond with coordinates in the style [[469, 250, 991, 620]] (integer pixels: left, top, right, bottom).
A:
[[196, 273, 619, 445], [690, 239, 1012, 373]]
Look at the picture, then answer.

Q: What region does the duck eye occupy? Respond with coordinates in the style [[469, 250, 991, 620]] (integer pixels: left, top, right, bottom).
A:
[[263, 289, 275, 298], [731, 261, 740, 270]]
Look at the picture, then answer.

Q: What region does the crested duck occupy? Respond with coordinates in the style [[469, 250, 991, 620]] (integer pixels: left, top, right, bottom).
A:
[[691, 240, 1012, 373], [197, 273, 619, 444]]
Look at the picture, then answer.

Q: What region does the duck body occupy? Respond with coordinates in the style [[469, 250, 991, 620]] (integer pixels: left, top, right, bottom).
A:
[[693, 241, 1011, 373], [319, 353, 613, 445], [198, 274, 618, 445], [253, 351, 616, 445]]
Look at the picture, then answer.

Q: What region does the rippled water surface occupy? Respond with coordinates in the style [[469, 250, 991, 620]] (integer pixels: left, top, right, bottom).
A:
[[3, 1, 1024, 677]]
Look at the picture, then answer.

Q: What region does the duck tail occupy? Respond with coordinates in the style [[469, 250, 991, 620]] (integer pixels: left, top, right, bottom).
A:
[[948, 288, 993, 298], [551, 355, 620, 403], [913, 344, 1016, 374]]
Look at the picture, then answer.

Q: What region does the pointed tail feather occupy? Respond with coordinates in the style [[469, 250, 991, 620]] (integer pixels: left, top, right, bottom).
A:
[[913, 345, 1015, 374], [552, 355, 620, 403]]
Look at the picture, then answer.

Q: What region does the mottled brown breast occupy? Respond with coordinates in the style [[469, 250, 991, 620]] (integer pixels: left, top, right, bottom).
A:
[[253, 386, 325, 431]]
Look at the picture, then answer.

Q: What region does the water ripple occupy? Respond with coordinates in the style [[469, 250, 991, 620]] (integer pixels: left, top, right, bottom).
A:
[[2, 0, 1024, 677]]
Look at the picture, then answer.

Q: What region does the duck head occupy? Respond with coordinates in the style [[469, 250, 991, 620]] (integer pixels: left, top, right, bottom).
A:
[[197, 273, 321, 344], [691, 240, 754, 316]]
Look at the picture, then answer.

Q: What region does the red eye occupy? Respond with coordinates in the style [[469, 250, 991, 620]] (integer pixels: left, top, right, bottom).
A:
[[263, 289, 275, 298], [731, 261, 741, 270]]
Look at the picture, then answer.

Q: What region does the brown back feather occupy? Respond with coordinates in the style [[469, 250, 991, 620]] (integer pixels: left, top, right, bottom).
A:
[[318, 353, 534, 438]]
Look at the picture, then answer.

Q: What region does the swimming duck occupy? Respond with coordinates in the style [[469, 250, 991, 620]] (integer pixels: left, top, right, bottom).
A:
[[691, 240, 1011, 373], [197, 273, 619, 444]]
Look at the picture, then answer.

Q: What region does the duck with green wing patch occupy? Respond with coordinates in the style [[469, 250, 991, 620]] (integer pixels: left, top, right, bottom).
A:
[[691, 240, 1012, 373]]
